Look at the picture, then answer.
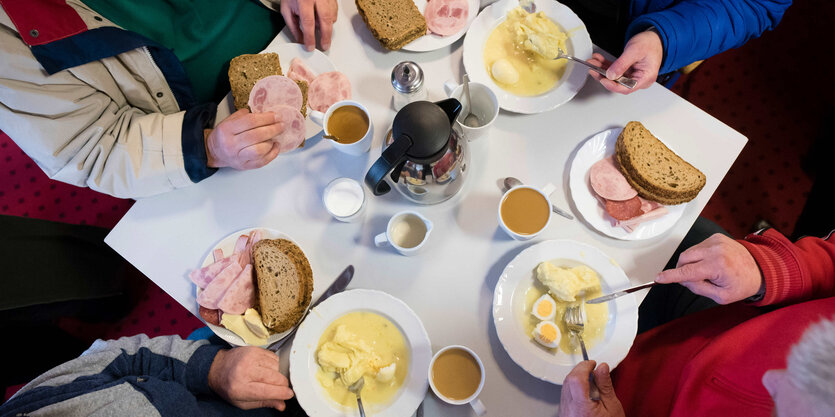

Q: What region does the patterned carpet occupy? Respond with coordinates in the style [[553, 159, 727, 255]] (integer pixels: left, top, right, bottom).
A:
[[2, 0, 831, 402]]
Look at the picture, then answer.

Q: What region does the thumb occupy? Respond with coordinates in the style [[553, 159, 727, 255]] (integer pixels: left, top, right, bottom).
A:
[[606, 47, 642, 80], [593, 363, 617, 400]]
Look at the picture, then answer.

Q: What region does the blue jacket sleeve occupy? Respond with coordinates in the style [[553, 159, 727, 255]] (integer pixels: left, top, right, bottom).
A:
[[627, 0, 792, 74]]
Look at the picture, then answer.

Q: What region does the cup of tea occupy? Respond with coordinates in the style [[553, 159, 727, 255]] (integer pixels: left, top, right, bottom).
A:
[[428, 345, 487, 416], [498, 183, 556, 240], [443, 79, 499, 142], [374, 211, 433, 256], [310, 100, 373, 155]]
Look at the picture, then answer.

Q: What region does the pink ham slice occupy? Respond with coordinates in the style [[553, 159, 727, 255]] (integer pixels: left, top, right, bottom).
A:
[[425, 0, 469, 36], [261, 104, 305, 152], [590, 156, 638, 201], [218, 264, 255, 315], [617, 206, 670, 232], [248, 75, 303, 114], [238, 230, 263, 267], [308, 71, 351, 113], [197, 262, 243, 309], [189, 254, 239, 289], [287, 57, 317, 84], [233, 235, 249, 254]]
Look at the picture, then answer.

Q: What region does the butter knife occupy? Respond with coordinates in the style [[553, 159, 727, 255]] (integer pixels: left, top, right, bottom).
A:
[[585, 282, 655, 304], [268, 265, 355, 351]]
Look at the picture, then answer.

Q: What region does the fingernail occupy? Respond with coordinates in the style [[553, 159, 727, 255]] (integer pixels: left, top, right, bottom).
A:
[[606, 70, 616, 80]]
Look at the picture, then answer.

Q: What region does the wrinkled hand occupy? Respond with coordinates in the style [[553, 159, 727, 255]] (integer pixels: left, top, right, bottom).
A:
[[560, 361, 625, 417], [205, 109, 282, 170], [207, 346, 295, 411], [587, 29, 663, 94], [656, 233, 764, 304], [280, 0, 339, 51]]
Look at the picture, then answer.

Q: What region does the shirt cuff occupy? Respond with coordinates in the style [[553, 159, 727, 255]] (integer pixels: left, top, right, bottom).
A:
[[181, 103, 219, 183], [185, 343, 225, 396], [739, 231, 806, 306]]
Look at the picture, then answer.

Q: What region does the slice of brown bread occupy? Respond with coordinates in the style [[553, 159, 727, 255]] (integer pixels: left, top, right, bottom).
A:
[[252, 239, 313, 333], [615, 121, 706, 205], [356, 0, 427, 50], [229, 53, 283, 110]]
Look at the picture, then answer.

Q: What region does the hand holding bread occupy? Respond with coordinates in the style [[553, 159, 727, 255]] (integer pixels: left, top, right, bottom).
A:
[[205, 109, 283, 170]]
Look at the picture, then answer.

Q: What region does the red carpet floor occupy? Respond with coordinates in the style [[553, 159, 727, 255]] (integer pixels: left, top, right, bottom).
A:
[[1, 0, 831, 402]]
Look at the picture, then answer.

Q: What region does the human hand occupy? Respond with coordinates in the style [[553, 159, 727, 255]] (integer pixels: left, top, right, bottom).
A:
[[207, 346, 295, 411], [656, 233, 765, 304], [205, 109, 282, 170], [559, 361, 625, 417], [280, 0, 339, 51], [587, 29, 663, 94]]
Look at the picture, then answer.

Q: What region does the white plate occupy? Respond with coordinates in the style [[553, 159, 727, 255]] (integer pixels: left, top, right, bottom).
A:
[[402, 0, 480, 52], [290, 289, 431, 417], [217, 43, 337, 141], [462, 0, 592, 113], [569, 128, 687, 240], [196, 227, 314, 347], [492, 240, 638, 384]]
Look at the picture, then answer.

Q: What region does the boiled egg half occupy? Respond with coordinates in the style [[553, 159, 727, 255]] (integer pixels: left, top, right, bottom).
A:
[[533, 320, 561, 349], [531, 294, 557, 321]]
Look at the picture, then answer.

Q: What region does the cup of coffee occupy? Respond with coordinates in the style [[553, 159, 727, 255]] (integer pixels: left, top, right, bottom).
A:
[[310, 100, 373, 155], [498, 183, 556, 240], [374, 211, 433, 256], [443, 79, 499, 142], [428, 345, 487, 416]]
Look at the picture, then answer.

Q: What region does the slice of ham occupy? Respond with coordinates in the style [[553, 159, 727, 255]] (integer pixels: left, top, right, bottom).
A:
[[308, 71, 351, 113], [425, 0, 469, 36], [261, 104, 305, 152], [212, 248, 224, 262], [287, 57, 317, 84], [248, 75, 303, 114], [197, 262, 243, 309], [604, 196, 643, 220], [233, 235, 249, 255], [590, 156, 638, 201], [189, 254, 239, 289], [238, 229, 264, 267], [218, 264, 255, 315]]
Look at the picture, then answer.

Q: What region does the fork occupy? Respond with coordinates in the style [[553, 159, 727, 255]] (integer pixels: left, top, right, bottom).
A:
[[564, 304, 600, 400]]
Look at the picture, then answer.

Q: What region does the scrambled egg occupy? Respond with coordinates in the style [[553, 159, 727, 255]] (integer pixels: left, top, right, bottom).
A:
[[535, 262, 601, 302]]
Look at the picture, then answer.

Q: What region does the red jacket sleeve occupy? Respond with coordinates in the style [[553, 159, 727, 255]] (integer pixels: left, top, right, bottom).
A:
[[739, 228, 835, 306]]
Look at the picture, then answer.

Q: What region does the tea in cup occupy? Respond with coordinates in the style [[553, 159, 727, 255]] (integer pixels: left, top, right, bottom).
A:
[[374, 211, 433, 256], [498, 183, 556, 240], [428, 345, 487, 416], [310, 100, 373, 155]]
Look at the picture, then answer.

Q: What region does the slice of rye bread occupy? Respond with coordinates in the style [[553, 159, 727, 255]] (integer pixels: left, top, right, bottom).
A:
[[615, 121, 706, 205], [229, 53, 283, 110], [252, 239, 313, 333], [356, 0, 427, 50]]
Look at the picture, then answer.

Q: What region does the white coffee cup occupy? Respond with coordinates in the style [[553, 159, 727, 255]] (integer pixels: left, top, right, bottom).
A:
[[498, 183, 556, 241], [443, 79, 499, 142], [322, 177, 366, 222], [310, 100, 373, 155], [374, 211, 433, 256], [428, 345, 487, 416]]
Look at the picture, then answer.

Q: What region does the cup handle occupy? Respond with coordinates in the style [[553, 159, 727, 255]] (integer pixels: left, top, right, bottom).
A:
[[374, 232, 389, 247], [443, 79, 458, 97], [310, 110, 325, 126], [542, 183, 557, 197], [469, 398, 486, 416]]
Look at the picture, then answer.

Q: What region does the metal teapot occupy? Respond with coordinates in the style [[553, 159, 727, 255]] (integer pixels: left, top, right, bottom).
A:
[[364, 98, 469, 205]]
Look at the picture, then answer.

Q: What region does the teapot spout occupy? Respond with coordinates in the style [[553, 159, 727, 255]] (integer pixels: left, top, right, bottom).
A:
[[434, 98, 462, 125]]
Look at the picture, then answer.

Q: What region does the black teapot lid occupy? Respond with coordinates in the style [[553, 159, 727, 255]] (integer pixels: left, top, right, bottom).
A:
[[392, 99, 461, 164]]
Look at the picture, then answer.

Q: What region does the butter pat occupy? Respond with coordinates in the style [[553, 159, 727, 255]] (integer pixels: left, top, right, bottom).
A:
[[243, 308, 271, 339], [535, 262, 601, 302], [221, 313, 268, 346]]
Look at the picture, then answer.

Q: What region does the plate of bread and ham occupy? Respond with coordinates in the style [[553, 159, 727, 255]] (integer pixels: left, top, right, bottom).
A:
[[354, 0, 479, 51], [569, 122, 706, 240], [189, 227, 314, 347]]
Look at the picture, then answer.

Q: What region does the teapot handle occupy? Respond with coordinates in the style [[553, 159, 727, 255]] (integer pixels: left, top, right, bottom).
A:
[[364, 134, 412, 196]]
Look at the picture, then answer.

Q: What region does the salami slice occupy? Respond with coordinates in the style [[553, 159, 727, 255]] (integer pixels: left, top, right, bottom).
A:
[[605, 196, 643, 221], [199, 306, 221, 326], [308, 71, 351, 113], [590, 156, 638, 201], [425, 0, 469, 36], [262, 104, 306, 152], [248, 75, 303, 113], [287, 57, 317, 84]]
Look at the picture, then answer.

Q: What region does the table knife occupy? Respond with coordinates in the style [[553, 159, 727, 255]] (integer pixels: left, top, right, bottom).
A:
[[585, 282, 655, 304], [268, 265, 355, 351]]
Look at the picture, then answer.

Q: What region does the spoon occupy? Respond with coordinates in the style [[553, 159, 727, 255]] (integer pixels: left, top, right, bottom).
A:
[[461, 74, 481, 128], [347, 377, 366, 417], [323, 134, 340, 142], [503, 177, 574, 220]]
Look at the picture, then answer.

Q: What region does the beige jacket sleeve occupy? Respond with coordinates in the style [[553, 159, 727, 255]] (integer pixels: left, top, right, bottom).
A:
[[0, 10, 210, 199]]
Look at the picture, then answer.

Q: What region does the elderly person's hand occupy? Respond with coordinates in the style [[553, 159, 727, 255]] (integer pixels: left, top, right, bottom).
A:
[[208, 346, 295, 411], [655, 233, 765, 304], [280, 0, 339, 51], [587, 29, 663, 94], [205, 109, 283, 170], [559, 360, 625, 417]]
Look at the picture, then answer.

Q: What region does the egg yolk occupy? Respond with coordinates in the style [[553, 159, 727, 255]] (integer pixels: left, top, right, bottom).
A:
[[540, 323, 558, 342], [536, 301, 553, 317]]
